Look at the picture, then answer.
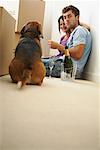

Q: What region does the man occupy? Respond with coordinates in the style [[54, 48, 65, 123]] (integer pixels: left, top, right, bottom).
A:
[[48, 5, 92, 79]]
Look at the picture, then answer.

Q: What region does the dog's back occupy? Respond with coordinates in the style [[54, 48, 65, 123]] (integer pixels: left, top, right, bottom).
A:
[[15, 37, 42, 67], [9, 21, 46, 88]]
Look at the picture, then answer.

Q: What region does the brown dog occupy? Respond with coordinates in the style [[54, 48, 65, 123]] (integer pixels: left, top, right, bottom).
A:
[[9, 21, 46, 88]]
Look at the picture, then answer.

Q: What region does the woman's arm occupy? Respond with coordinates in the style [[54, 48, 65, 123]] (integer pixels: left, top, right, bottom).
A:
[[48, 40, 65, 51], [80, 22, 90, 31]]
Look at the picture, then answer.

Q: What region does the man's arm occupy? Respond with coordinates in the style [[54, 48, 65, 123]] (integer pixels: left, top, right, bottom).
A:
[[48, 40, 85, 60], [64, 44, 85, 60]]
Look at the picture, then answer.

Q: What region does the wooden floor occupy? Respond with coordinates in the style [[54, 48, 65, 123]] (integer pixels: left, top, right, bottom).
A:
[[0, 75, 99, 150]]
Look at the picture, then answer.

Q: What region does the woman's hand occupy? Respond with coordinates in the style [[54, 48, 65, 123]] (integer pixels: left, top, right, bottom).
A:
[[48, 40, 65, 53], [48, 40, 59, 49]]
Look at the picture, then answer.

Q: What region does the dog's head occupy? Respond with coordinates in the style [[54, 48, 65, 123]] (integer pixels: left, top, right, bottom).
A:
[[20, 21, 43, 39]]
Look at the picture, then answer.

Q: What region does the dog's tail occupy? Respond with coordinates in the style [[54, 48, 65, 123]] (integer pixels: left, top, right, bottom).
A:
[[17, 69, 32, 89], [17, 81, 24, 89]]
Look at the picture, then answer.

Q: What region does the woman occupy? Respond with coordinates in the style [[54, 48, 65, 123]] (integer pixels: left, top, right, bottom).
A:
[[42, 15, 69, 77], [52, 15, 70, 57]]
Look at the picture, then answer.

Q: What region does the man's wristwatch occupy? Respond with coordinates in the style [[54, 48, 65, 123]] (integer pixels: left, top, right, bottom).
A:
[[63, 49, 70, 56]]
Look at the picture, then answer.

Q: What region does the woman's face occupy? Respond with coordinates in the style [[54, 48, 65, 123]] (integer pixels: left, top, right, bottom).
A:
[[60, 18, 67, 33]]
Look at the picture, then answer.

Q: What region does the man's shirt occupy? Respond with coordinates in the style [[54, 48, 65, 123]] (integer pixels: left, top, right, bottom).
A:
[[66, 25, 92, 78]]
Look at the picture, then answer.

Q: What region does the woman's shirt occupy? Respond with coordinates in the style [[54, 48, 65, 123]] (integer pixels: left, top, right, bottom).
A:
[[55, 34, 69, 57]]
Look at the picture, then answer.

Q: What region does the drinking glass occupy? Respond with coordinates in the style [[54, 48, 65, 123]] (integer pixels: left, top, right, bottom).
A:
[[61, 63, 77, 81], [49, 59, 54, 77]]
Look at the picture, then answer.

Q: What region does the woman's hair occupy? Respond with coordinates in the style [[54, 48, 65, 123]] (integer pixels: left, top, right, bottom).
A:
[[58, 15, 64, 32]]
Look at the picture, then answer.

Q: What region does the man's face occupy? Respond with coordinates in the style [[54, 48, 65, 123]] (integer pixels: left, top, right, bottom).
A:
[[63, 10, 79, 30]]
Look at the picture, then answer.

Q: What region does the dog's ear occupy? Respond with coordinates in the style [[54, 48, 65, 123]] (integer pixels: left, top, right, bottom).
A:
[[37, 23, 43, 38], [20, 25, 26, 36], [20, 23, 29, 36]]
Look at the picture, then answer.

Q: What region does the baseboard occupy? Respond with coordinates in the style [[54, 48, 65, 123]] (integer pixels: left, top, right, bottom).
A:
[[83, 72, 100, 83], [0, 74, 9, 77]]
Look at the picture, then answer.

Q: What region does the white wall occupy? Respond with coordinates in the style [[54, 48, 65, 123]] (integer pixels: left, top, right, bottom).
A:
[[69, 0, 100, 83], [0, 0, 19, 20], [44, 0, 100, 83]]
